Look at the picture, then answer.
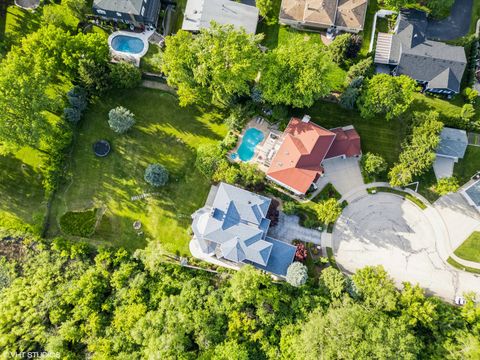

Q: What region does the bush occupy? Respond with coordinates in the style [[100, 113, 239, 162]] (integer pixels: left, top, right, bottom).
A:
[[59, 209, 98, 237], [463, 87, 478, 104], [433, 177, 459, 195], [78, 58, 111, 95], [294, 242, 308, 262], [238, 163, 265, 188], [220, 132, 238, 151], [282, 201, 298, 215], [339, 86, 361, 110], [315, 198, 342, 225], [286, 262, 308, 287], [144, 164, 169, 187], [195, 143, 225, 178], [108, 106, 135, 134], [67, 86, 88, 112], [361, 153, 387, 176], [346, 57, 373, 83], [110, 62, 142, 89], [329, 34, 352, 66], [461, 104, 475, 121], [225, 104, 254, 131], [212, 160, 240, 184], [64, 107, 82, 123]]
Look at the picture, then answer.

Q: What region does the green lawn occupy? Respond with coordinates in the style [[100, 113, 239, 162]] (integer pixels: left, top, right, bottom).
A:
[[447, 257, 480, 274], [0, 5, 41, 55], [359, 0, 379, 57], [0, 146, 47, 236], [454, 231, 480, 263], [470, 0, 480, 34], [454, 146, 480, 184], [297, 100, 406, 166], [47, 88, 227, 254]]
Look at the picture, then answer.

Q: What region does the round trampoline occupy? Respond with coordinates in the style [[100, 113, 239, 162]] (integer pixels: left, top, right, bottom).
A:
[[93, 140, 111, 157]]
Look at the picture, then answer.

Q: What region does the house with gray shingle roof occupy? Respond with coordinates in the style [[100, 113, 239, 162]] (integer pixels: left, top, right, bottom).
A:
[[374, 9, 466, 96], [93, 0, 161, 27], [191, 182, 296, 276], [433, 127, 468, 179]]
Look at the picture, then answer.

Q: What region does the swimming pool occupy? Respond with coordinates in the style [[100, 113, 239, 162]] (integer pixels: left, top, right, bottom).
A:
[[237, 128, 265, 161], [110, 35, 145, 54]]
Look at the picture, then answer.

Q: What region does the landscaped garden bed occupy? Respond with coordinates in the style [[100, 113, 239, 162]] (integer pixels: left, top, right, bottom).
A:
[[367, 186, 428, 210], [59, 208, 100, 237]]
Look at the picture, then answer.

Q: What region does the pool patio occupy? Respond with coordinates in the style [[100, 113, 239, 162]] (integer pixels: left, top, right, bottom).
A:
[[108, 30, 153, 66], [229, 117, 283, 172]]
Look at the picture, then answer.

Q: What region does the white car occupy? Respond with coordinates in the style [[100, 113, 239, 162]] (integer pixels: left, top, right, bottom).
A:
[[454, 296, 466, 306]]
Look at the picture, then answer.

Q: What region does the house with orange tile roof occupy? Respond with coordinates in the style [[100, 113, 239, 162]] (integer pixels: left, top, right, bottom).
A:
[[279, 0, 368, 33], [266, 116, 361, 195]]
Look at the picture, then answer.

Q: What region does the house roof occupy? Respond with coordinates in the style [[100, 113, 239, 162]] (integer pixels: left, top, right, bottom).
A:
[[335, 0, 367, 30], [387, 9, 467, 93], [464, 180, 480, 208], [325, 126, 361, 159], [436, 127, 468, 159], [267, 118, 336, 194], [279, 0, 367, 31], [182, 0, 259, 34], [244, 237, 296, 276], [94, 0, 143, 15]]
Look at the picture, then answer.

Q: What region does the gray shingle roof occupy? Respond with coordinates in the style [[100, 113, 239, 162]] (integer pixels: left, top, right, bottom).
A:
[[191, 183, 296, 275], [465, 181, 480, 207], [94, 0, 143, 15], [436, 127, 468, 159], [390, 10, 466, 93]]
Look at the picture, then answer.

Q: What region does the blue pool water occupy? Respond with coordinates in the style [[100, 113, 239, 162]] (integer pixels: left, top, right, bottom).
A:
[[237, 128, 264, 161], [111, 35, 144, 54]]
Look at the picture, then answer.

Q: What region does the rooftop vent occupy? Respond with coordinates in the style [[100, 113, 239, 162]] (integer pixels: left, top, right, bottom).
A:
[[301, 115, 311, 123]]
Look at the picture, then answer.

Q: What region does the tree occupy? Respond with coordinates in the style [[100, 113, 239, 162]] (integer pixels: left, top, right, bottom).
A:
[[461, 104, 476, 121], [389, 163, 413, 187], [64, 107, 82, 123], [78, 59, 111, 95], [358, 74, 417, 121], [319, 267, 346, 299], [281, 304, 421, 360], [212, 160, 240, 184], [433, 177, 459, 195], [339, 85, 361, 110], [361, 153, 387, 176], [286, 262, 308, 287], [238, 163, 265, 188], [108, 106, 135, 134], [259, 37, 334, 108], [346, 57, 373, 83], [162, 24, 263, 108], [195, 144, 225, 178], [256, 0, 278, 25], [144, 164, 169, 186], [109, 62, 142, 89], [314, 198, 342, 224], [352, 265, 398, 311], [211, 340, 249, 360], [328, 33, 352, 66]]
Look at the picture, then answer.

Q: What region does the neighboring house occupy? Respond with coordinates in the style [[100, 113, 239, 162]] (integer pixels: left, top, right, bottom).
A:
[[191, 183, 296, 277], [93, 0, 161, 27], [279, 0, 368, 33], [182, 0, 259, 34], [374, 9, 467, 96], [433, 127, 468, 179], [266, 116, 361, 195], [462, 180, 480, 212]]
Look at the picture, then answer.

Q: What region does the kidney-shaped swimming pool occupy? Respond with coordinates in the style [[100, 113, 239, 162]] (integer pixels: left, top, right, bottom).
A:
[[237, 128, 265, 162]]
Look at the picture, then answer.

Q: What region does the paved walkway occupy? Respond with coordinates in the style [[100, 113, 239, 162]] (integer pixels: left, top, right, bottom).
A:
[[141, 80, 176, 94], [426, 0, 473, 40], [268, 212, 322, 245]]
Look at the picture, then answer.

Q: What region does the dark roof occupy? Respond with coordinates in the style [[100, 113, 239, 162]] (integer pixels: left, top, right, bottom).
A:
[[244, 237, 296, 276], [436, 127, 468, 159], [93, 0, 161, 23], [465, 181, 480, 207], [390, 9, 467, 93]]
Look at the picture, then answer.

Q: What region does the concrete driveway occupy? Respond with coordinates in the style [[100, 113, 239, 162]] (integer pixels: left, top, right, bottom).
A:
[[268, 212, 322, 245], [317, 157, 364, 195], [333, 193, 480, 301], [426, 0, 472, 40]]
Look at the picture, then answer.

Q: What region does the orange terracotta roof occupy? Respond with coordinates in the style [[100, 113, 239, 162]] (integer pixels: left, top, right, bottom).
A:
[[267, 118, 336, 194], [325, 126, 361, 159]]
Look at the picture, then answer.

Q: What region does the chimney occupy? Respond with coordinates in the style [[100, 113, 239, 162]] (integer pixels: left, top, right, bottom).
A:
[[301, 115, 311, 123]]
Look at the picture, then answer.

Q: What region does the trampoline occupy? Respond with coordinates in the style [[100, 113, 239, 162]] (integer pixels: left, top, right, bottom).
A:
[[93, 140, 111, 157]]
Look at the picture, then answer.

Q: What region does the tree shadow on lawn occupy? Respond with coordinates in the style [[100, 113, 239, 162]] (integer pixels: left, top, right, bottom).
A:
[[2, 6, 42, 51], [0, 154, 45, 224]]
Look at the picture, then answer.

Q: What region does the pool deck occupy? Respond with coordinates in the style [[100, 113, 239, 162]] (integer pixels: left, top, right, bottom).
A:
[[229, 118, 283, 172], [108, 30, 154, 66]]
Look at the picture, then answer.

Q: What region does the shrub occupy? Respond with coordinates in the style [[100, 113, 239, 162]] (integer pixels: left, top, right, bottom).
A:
[[64, 107, 82, 123], [361, 153, 387, 176], [109, 62, 142, 89], [220, 132, 238, 151], [67, 86, 88, 112], [346, 57, 373, 83], [339, 86, 361, 110], [212, 160, 240, 184], [282, 201, 298, 215], [108, 106, 135, 134], [294, 242, 308, 262], [329, 33, 353, 66], [78, 58, 111, 95], [144, 164, 169, 187], [286, 262, 308, 287], [59, 209, 98, 237], [238, 163, 265, 188], [463, 87, 479, 104], [461, 104, 475, 121], [195, 143, 225, 178], [433, 177, 459, 195], [225, 104, 253, 131]]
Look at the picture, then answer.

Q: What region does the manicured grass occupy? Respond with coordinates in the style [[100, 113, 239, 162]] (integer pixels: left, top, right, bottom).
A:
[[447, 257, 480, 274], [312, 183, 341, 202], [470, 0, 480, 34], [454, 146, 480, 184], [297, 101, 406, 166], [140, 44, 163, 73], [454, 231, 480, 263], [359, 0, 379, 57], [48, 88, 227, 254], [0, 146, 47, 235], [0, 5, 41, 55]]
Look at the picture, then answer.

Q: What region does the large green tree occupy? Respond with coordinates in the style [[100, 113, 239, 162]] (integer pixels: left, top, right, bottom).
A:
[[162, 23, 263, 108], [358, 74, 417, 121], [259, 38, 334, 108]]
